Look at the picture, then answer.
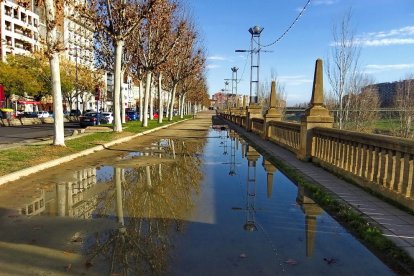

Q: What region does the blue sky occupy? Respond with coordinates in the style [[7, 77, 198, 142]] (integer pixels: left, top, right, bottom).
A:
[[187, 0, 414, 105]]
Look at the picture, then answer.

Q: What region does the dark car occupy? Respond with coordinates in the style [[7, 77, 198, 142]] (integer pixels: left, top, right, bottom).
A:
[[79, 112, 100, 127], [20, 112, 38, 118], [70, 109, 82, 116], [126, 111, 138, 121]]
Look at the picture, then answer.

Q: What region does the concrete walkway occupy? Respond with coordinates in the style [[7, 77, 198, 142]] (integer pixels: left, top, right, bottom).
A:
[[223, 117, 414, 260]]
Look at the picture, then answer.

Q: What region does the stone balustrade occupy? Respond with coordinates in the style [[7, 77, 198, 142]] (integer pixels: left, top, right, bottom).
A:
[[312, 127, 414, 206], [251, 118, 264, 136], [268, 121, 301, 153]]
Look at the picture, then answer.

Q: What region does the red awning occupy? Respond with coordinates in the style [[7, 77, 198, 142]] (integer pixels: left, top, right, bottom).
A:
[[17, 100, 40, 105]]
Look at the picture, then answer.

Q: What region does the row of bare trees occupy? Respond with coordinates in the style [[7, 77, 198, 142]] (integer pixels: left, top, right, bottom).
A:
[[37, 0, 209, 146]]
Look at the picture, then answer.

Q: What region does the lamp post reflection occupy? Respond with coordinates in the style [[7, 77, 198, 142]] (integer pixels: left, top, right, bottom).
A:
[[244, 145, 260, 232], [228, 129, 237, 176]]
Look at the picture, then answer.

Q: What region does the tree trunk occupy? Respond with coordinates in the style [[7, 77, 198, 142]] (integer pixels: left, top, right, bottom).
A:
[[149, 77, 154, 120], [45, 0, 64, 146], [121, 71, 126, 124], [165, 91, 170, 118], [113, 39, 124, 132], [168, 83, 177, 121], [139, 80, 143, 122], [180, 94, 185, 119], [158, 73, 163, 124], [142, 71, 152, 127]]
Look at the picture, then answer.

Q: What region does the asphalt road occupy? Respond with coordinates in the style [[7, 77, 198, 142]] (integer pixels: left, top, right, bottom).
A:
[[0, 122, 81, 146]]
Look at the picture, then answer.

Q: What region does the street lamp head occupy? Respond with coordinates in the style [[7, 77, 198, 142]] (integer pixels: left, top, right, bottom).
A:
[[235, 49, 248, 53], [231, 67, 239, 72], [249, 26, 263, 35]]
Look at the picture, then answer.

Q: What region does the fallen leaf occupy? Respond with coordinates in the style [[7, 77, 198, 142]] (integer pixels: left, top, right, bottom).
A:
[[71, 236, 83, 243], [85, 261, 93, 268], [284, 259, 298, 265], [239, 253, 247, 258], [323, 258, 337, 265], [65, 264, 72, 272]]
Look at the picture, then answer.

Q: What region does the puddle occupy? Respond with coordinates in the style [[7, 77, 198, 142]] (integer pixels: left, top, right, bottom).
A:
[[0, 125, 394, 275]]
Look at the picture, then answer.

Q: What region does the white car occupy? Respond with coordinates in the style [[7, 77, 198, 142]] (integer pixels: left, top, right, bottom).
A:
[[37, 111, 50, 118], [101, 112, 113, 124]]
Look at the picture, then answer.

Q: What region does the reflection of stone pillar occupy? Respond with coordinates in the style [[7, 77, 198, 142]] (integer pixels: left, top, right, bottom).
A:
[[296, 185, 322, 257], [298, 59, 333, 160], [246, 146, 260, 166], [57, 183, 66, 217], [262, 159, 277, 199]]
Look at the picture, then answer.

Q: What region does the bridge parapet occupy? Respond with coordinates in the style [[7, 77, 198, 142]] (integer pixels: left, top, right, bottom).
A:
[[268, 121, 301, 154], [312, 127, 414, 209]]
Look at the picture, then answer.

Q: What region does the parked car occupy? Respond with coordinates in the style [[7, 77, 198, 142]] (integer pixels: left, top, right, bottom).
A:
[[37, 111, 50, 118], [20, 112, 38, 118], [126, 111, 138, 121], [79, 112, 100, 127], [70, 109, 82, 116], [101, 112, 114, 124]]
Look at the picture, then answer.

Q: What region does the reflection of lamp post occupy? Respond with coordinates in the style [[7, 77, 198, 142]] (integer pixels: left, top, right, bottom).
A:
[[244, 145, 260, 232]]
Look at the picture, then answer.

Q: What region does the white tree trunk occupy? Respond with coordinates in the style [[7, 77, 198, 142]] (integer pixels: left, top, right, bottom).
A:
[[45, 0, 64, 146], [165, 91, 170, 118], [139, 81, 143, 122], [158, 73, 163, 124], [168, 83, 177, 121], [180, 95, 185, 119], [121, 71, 126, 124], [143, 71, 152, 127], [113, 39, 124, 132], [149, 79, 154, 120]]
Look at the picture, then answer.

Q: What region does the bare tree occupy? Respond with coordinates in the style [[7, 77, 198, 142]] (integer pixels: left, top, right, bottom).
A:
[[394, 76, 414, 138], [326, 9, 360, 130], [74, 0, 155, 132]]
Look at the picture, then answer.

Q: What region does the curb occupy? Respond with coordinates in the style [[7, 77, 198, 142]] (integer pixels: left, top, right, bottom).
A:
[[0, 120, 187, 186]]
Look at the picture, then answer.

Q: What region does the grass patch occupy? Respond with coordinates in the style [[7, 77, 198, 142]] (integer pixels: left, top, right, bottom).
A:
[[0, 117, 188, 177]]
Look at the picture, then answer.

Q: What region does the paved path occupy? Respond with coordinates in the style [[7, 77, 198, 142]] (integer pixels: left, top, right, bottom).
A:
[[223, 117, 414, 260]]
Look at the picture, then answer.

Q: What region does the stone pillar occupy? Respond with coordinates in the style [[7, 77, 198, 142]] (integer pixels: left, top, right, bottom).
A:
[[246, 101, 262, 131], [298, 59, 333, 161], [262, 159, 277, 199], [263, 81, 283, 139]]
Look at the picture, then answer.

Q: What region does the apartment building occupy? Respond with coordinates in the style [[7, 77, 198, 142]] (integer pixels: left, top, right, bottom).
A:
[[0, 0, 40, 62]]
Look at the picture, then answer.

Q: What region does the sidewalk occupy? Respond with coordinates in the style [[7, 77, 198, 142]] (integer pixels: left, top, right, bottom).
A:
[[224, 118, 414, 260]]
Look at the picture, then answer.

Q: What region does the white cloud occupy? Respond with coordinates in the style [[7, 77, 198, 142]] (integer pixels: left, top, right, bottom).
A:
[[207, 55, 228, 61], [364, 63, 414, 74], [356, 25, 414, 47], [278, 75, 313, 86], [312, 0, 338, 5], [206, 64, 220, 69]]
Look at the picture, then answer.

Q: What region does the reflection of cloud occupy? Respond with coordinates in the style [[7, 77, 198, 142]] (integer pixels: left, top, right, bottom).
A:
[[206, 64, 220, 69], [279, 75, 313, 86], [355, 26, 414, 47], [365, 63, 414, 74]]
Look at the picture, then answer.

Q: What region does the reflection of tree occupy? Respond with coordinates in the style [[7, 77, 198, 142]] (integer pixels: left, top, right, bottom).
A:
[[86, 138, 205, 275]]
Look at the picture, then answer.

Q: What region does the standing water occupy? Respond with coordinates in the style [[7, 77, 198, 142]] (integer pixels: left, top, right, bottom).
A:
[[0, 121, 394, 275]]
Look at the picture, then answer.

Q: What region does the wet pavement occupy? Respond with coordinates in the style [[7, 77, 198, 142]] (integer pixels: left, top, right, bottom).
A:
[[0, 113, 394, 275]]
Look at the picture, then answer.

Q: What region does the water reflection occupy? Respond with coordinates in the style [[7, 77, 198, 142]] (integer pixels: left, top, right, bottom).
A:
[[84, 138, 205, 275], [296, 184, 323, 257], [244, 145, 260, 232]]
